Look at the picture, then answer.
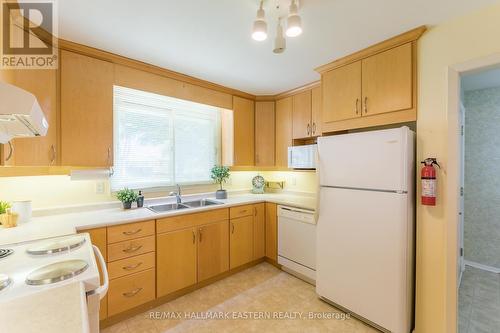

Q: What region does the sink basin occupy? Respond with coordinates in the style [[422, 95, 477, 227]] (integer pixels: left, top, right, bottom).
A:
[[148, 203, 189, 213], [183, 199, 223, 208]]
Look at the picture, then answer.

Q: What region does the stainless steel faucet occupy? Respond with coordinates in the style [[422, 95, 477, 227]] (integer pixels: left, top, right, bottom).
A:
[[169, 184, 182, 204]]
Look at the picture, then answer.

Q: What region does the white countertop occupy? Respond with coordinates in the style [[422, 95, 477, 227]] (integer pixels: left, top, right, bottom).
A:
[[0, 281, 89, 333], [0, 191, 316, 246]]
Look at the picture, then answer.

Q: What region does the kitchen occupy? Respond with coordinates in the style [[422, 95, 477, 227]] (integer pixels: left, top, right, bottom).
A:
[[1, 1, 500, 333]]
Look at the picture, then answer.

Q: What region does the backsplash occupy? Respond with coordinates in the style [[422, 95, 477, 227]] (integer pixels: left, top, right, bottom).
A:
[[0, 171, 317, 209]]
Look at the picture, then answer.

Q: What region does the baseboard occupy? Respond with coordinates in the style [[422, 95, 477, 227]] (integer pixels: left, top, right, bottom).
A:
[[464, 260, 500, 274]]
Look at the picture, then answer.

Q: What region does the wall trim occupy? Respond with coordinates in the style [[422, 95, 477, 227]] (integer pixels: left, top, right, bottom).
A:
[[464, 260, 500, 274]]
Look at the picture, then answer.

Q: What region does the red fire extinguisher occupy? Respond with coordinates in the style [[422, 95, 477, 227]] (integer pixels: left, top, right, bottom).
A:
[[421, 158, 440, 206]]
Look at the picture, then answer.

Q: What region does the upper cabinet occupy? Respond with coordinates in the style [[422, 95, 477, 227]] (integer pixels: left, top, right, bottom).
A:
[[232, 96, 255, 166], [291, 85, 322, 140], [322, 61, 362, 124], [292, 90, 312, 139], [60, 50, 114, 167], [361, 43, 413, 116], [317, 26, 425, 133], [255, 101, 275, 167], [275, 97, 293, 168]]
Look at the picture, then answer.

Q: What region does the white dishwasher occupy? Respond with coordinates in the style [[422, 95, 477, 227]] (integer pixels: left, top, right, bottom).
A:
[[278, 205, 316, 283]]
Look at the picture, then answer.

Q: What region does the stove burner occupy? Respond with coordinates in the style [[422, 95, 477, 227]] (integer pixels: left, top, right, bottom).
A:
[[0, 274, 11, 292], [26, 235, 86, 255], [26, 259, 89, 286], [0, 249, 13, 259]]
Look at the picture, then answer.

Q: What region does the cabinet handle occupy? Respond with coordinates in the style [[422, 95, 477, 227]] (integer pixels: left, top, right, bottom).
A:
[[122, 287, 143, 297], [254, 206, 257, 216], [192, 230, 196, 244], [312, 123, 316, 135], [307, 123, 310, 136], [239, 209, 248, 215], [199, 228, 203, 242], [231, 223, 235, 234], [122, 228, 142, 236], [122, 262, 142, 271], [122, 244, 142, 253], [50, 145, 56, 165], [107, 148, 112, 166], [355, 98, 360, 115], [5, 142, 13, 162], [364, 97, 368, 114]]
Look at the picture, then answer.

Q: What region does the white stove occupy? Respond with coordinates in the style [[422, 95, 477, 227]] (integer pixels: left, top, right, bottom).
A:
[[0, 233, 108, 332]]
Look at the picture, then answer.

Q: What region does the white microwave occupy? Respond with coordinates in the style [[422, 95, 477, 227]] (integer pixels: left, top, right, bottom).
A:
[[288, 144, 317, 169]]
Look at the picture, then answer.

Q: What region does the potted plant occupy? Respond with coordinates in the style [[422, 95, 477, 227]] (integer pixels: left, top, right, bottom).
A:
[[211, 165, 230, 199], [116, 188, 138, 209]]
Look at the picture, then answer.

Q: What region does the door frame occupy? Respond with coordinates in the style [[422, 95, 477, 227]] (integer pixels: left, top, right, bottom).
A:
[[446, 52, 500, 330]]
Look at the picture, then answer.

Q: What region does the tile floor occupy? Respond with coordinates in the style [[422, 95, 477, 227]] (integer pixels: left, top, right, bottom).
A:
[[102, 262, 379, 333], [458, 266, 500, 333]]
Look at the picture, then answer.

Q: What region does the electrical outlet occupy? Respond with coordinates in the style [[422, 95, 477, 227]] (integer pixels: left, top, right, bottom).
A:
[[95, 182, 105, 194]]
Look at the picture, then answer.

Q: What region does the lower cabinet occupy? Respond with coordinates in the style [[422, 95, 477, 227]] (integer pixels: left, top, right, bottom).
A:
[[197, 220, 229, 282], [156, 214, 230, 298], [253, 203, 265, 260], [108, 269, 156, 316], [157, 228, 197, 298], [265, 203, 278, 261], [230, 215, 254, 269]]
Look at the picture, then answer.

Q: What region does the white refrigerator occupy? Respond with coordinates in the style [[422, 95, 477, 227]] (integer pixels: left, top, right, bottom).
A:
[[316, 126, 415, 333]]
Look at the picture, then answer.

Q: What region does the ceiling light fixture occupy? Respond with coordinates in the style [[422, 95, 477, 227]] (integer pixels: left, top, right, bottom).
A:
[[252, 1, 268, 41], [273, 19, 286, 54], [286, 0, 302, 37]]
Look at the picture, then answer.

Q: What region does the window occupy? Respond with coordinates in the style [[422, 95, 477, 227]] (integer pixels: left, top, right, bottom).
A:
[[111, 86, 223, 191]]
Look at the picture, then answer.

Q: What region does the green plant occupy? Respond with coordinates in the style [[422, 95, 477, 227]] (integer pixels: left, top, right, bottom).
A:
[[0, 201, 11, 215], [116, 188, 138, 203], [210, 165, 230, 190]]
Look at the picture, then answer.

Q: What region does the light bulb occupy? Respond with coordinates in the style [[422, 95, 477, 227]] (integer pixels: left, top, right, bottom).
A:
[[252, 1, 267, 41], [286, 1, 302, 37]]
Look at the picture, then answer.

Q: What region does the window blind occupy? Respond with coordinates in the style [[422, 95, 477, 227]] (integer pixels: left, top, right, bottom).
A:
[[112, 86, 222, 191]]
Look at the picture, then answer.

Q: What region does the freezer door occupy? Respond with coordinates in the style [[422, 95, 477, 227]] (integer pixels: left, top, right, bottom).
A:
[[317, 127, 414, 192], [316, 187, 414, 333]]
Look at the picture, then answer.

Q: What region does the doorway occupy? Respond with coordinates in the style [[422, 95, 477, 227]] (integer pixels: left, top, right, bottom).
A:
[[457, 67, 500, 333]]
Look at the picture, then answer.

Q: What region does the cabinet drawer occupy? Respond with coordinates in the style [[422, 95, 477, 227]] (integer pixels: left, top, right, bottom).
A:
[[108, 252, 155, 280], [107, 220, 155, 244], [107, 236, 155, 262], [230, 205, 254, 219], [157, 208, 228, 234], [108, 268, 155, 316]]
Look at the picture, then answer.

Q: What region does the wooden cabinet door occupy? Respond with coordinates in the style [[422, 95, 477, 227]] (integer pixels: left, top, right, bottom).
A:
[[253, 203, 265, 260], [1, 69, 57, 166], [311, 86, 322, 137], [60, 50, 114, 167], [80, 228, 107, 320], [361, 43, 413, 116], [197, 220, 229, 282], [255, 101, 275, 166], [230, 216, 254, 269], [265, 203, 278, 261], [233, 96, 255, 166], [292, 90, 312, 139], [157, 228, 197, 297], [322, 61, 362, 124], [275, 97, 293, 168]]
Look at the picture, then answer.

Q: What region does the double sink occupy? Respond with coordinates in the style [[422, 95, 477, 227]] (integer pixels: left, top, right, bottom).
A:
[[148, 199, 223, 214]]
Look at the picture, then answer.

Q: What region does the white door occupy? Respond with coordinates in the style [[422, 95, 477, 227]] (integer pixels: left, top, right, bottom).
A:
[[316, 187, 413, 333], [317, 127, 413, 192]]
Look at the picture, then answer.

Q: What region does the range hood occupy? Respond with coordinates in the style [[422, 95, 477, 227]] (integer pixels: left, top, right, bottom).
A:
[[0, 81, 48, 144]]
